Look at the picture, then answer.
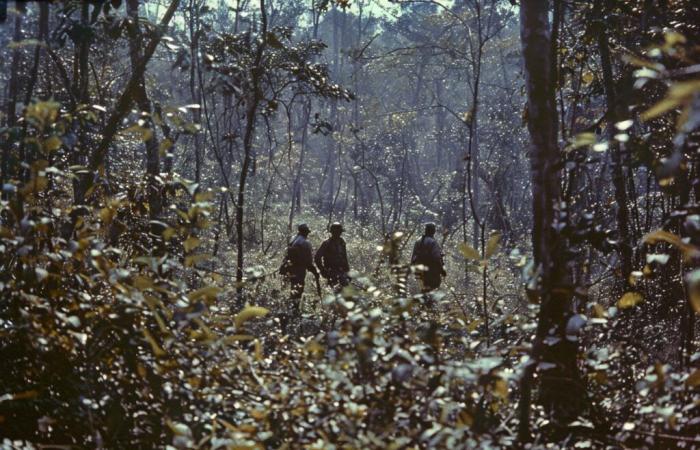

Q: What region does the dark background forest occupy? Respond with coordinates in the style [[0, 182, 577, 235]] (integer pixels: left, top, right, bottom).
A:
[[1, 0, 700, 448]]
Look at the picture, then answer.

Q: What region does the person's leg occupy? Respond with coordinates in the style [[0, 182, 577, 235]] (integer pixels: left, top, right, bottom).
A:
[[282, 278, 304, 334], [329, 273, 348, 294], [290, 279, 304, 315], [421, 275, 440, 311]]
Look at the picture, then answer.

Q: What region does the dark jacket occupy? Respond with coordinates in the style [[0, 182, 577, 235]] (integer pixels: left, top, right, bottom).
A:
[[315, 237, 349, 278], [411, 235, 445, 285], [280, 234, 318, 282]]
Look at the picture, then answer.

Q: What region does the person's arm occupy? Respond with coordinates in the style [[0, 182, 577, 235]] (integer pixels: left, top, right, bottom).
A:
[[410, 240, 419, 265], [434, 241, 447, 276], [304, 242, 319, 277], [314, 241, 326, 276], [340, 240, 349, 272], [429, 239, 442, 263]]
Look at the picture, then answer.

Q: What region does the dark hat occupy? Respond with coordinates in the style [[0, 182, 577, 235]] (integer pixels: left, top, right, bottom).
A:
[[424, 222, 436, 235], [298, 223, 310, 233], [329, 222, 344, 233]]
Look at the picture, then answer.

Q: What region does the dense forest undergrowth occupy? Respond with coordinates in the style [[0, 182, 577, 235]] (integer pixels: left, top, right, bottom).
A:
[[1, 0, 700, 448]]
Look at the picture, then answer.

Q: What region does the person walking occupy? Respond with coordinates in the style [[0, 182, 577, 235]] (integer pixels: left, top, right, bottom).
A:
[[279, 223, 320, 327], [410, 222, 447, 293], [315, 222, 350, 292]]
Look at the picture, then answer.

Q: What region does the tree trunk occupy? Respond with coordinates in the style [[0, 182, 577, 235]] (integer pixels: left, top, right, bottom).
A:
[[85, 0, 181, 195], [595, 0, 634, 282], [127, 0, 162, 217], [518, 0, 582, 441], [2, 3, 25, 195], [189, 0, 203, 184], [235, 0, 267, 307]]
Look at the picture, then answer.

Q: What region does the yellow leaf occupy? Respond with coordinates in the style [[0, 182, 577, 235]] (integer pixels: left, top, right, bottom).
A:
[[459, 242, 481, 261], [187, 286, 222, 302], [159, 138, 173, 157], [467, 318, 481, 332], [484, 232, 501, 259], [234, 306, 269, 329], [641, 97, 682, 121], [668, 80, 700, 100], [184, 253, 209, 267], [223, 334, 255, 344], [8, 39, 44, 49], [162, 227, 176, 241], [644, 230, 682, 246], [254, 339, 263, 361], [582, 70, 594, 85], [641, 80, 700, 122], [43, 136, 62, 152], [492, 378, 508, 400], [142, 328, 165, 357], [99, 206, 115, 224], [20, 176, 48, 196], [622, 53, 662, 70], [566, 132, 597, 151], [684, 269, 700, 313], [664, 31, 687, 47], [132, 275, 154, 290], [184, 236, 201, 252], [617, 292, 643, 309], [686, 369, 700, 387], [120, 124, 154, 142], [6, 390, 39, 401], [194, 191, 214, 202], [643, 229, 700, 262]]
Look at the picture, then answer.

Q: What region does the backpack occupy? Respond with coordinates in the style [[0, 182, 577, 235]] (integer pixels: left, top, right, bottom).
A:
[[411, 237, 428, 266], [278, 236, 301, 276]]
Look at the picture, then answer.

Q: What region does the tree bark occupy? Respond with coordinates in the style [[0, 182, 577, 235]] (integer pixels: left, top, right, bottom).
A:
[[235, 0, 268, 307], [595, 0, 634, 282], [2, 3, 25, 197], [518, 0, 582, 441], [127, 0, 162, 217], [85, 0, 181, 196]]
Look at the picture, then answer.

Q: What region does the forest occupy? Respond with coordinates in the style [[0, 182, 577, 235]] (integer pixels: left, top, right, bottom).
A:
[[1, 0, 699, 448]]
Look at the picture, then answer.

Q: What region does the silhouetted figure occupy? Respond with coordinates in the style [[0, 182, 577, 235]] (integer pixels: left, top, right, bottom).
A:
[[315, 222, 350, 292], [410, 222, 447, 293], [279, 224, 319, 329]]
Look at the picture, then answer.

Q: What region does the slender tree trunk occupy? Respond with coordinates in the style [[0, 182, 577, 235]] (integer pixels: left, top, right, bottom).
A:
[[595, 0, 633, 282], [16, 1, 49, 181], [72, 1, 91, 203], [189, 0, 203, 184], [289, 101, 311, 230], [2, 4, 25, 197], [127, 0, 162, 217], [85, 0, 181, 195], [518, 0, 582, 441], [235, 0, 267, 307]]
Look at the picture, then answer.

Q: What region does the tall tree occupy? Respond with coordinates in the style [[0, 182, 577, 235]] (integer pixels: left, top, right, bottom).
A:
[[127, 0, 162, 217], [235, 0, 268, 306], [518, 0, 582, 441]]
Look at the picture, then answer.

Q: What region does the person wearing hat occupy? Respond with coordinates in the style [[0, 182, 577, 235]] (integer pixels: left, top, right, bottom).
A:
[[314, 222, 350, 291], [279, 223, 320, 318], [410, 222, 447, 293]]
